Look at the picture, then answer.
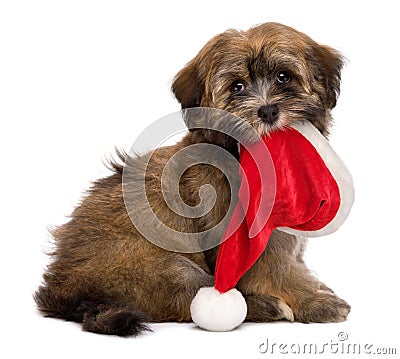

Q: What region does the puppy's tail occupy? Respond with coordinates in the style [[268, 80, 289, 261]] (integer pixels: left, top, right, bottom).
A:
[[34, 286, 151, 337]]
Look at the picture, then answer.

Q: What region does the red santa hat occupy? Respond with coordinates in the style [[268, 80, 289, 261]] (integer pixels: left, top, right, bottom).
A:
[[190, 121, 354, 331]]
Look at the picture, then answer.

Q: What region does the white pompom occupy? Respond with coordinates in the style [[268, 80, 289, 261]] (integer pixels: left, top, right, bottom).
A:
[[190, 287, 247, 331]]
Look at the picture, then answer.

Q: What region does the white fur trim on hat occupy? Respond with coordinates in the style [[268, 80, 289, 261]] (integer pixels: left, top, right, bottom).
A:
[[279, 121, 355, 237], [190, 287, 247, 331]]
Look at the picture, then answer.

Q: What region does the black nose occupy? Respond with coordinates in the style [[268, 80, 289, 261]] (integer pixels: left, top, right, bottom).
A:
[[258, 105, 279, 124]]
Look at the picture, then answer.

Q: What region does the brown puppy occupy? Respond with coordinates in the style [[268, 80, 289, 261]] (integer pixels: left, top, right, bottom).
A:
[[35, 22, 350, 336]]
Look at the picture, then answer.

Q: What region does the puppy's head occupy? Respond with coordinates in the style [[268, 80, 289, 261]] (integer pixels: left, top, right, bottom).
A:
[[172, 22, 343, 138]]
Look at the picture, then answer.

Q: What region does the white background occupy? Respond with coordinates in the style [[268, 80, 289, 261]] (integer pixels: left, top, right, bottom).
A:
[[1, 0, 399, 358]]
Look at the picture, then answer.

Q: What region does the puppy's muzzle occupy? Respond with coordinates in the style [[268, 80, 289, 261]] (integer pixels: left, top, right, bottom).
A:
[[258, 105, 279, 125]]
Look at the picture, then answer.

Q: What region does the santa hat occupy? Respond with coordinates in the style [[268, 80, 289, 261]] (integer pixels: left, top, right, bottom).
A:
[[190, 121, 354, 331]]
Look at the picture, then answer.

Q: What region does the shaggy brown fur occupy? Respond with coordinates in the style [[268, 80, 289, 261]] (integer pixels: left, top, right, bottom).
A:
[[35, 22, 350, 336]]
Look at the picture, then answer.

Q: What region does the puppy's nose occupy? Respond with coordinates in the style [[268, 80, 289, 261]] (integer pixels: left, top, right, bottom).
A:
[[258, 105, 279, 124]]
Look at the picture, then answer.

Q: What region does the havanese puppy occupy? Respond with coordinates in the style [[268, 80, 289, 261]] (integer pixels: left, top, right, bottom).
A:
[[35, 22, 350, 336]]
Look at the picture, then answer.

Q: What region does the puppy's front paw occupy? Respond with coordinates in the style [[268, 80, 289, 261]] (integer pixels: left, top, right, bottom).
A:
[[245, 295, 294, 322], [294, 290, 350, 323], [277, 299, 295, 322]]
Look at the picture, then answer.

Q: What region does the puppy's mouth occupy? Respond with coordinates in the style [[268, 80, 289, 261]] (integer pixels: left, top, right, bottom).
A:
[[253, 115, 290, 137], [221, 105, 298, 140], [251, 104, 293, 136]]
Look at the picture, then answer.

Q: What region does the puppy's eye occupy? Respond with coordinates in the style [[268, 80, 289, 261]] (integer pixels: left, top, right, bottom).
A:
[[276, 71, 291, 84], [230, 80, 246, 93]]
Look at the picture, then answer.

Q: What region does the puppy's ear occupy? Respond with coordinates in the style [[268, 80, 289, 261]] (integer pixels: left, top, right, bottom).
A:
[[172, 59, 204, 109], [308, 45, 344, 109]]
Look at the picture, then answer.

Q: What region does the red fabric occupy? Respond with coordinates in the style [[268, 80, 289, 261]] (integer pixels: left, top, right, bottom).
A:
[[215, 127, 341, 293]]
